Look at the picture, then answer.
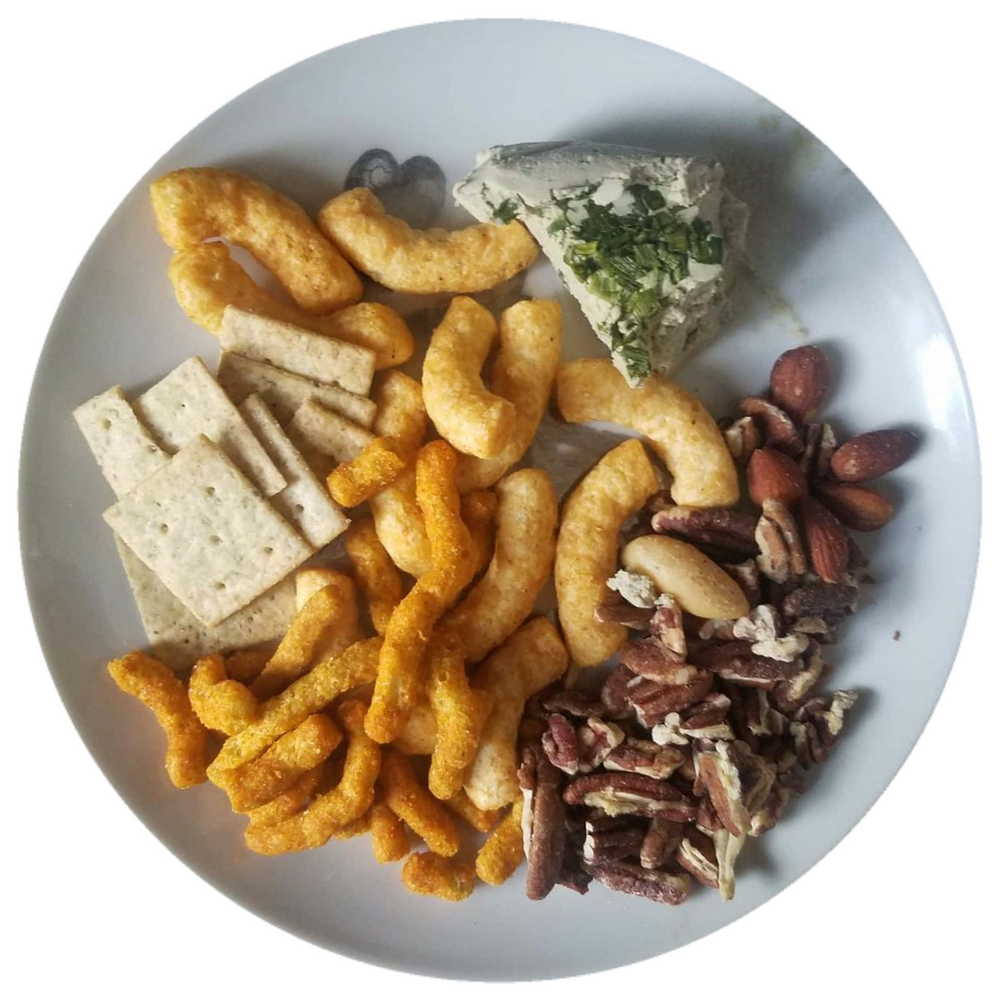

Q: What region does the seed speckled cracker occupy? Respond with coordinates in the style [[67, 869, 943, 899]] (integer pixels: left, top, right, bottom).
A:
[[217, 351, 376, 428], [219, 306, 376, 395], [238, 394, 349, 550], [133, 356, 286, 497], [72, 386, 170, 497], [286, 398, 375, 478], [103, 435, 311, 627], [114, 537, 296, 670]]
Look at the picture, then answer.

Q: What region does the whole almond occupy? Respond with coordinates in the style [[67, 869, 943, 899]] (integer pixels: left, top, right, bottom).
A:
[[816, 482, 895, 531], [769, 346, 831, 423], [830, 429, 919, 482], [747, 448, 808, 507], [799, 496, 850, 583]]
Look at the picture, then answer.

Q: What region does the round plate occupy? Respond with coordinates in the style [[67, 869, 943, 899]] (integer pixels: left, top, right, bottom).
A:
[[19, 19, 979, 981]]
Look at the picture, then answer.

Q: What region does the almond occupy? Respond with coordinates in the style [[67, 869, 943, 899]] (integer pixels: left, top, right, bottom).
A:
[[747, 448, 807, 507], [799, 496, 850, 583], [769, 346, 831, 423], [830, 429, 919, 482], [815, 482, 895, 531]]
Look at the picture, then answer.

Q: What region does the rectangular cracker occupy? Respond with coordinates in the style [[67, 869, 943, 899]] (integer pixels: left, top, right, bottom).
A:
[[115, 537, 296, 670], [238, 394, 349, 550], [103, 435, 311, 627], [219, 306, 376, 396], [286, 398, 375, 479], [73, 386, 170, 497], [217, 351, 376, 428], [133, 356, 286, 497]]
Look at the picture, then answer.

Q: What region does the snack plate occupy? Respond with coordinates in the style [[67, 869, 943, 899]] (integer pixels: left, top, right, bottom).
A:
[[18, 19, 979, 981]]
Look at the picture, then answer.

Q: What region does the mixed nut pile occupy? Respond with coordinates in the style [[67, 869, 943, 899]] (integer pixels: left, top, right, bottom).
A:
[[518, 345, 918, 904]]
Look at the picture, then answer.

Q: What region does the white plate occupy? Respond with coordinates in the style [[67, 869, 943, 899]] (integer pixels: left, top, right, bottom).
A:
[[19, 19, 979, 981]]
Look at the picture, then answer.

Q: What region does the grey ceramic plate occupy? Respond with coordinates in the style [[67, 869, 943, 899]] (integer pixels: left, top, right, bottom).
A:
[[19, 19, 979, 981]]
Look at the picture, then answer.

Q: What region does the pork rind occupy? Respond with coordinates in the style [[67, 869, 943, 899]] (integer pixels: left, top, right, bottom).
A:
[[442, 469, 557, 663], [107, 651, 208, 788], [554, 438, 660, 667], [556, 357, 739, 508], [422, 297, 515, 460], [456, 299, 562, 492], [317, 186, 537, 294], [370, 798, 410, 863], [169, 243, 412, 367], [401, 852, 476, 902], [464, 618, 568, 809], [151, 167, 362, 313], [365, 442, 475, 743]]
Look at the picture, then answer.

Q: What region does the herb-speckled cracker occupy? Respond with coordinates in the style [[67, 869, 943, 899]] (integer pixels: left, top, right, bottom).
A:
[[73, 386, 170, 497], [103, 435, 311, 627], [133, 356, 286, 496], [238, 394, 349, 549], [219, 307, 376, 395]]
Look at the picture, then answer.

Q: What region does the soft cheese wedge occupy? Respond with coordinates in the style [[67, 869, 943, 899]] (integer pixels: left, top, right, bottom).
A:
[[454, 141, 748, 384]]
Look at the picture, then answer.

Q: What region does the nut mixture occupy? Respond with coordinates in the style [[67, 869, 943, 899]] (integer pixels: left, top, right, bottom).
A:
[[519, 345, 917, 904]]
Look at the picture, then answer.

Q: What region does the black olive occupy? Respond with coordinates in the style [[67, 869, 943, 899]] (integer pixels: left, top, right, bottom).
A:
[[344, 148, 399, 192], [380, 155, 446, 229]]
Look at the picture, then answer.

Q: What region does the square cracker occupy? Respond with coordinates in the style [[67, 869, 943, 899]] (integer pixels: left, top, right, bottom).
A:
[[217, 352, 376, 428], [238, 394, 349, 550], [104, 434, 311, 627], [73, 386, 170, 497], [286, 398, 375, 479], [115, 537, 295, 670], [219, 307, 376, 396], [133, 356, 286, 497]]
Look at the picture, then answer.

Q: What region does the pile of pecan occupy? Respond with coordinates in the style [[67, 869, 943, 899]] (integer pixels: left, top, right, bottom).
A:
[[519, 345, 918, 905]]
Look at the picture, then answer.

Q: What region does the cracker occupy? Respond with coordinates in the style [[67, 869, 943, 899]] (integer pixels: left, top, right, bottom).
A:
[[114, 538, 295, 670], [73, 386, 170, 497], [219, 307, 376, 396], [217, 352, 376, 428], [104, 435, 311, 627], [238, 394, 349, 550], [133, 356, 286, 497], [286, 399, 375, 479]]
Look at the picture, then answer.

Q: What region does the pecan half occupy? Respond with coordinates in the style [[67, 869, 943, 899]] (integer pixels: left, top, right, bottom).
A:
[[604, 739, 687, 779], [690, 640, 796, 689], [721, 559, 762, 606], [676, 828, 720, 888], [740, 396, 804, 455], [583, 859, 692, 905], [679, 693, 734, 740], [695, 796, 724, 836], [722, 415, 759, 461], [732, 604, 810, 662], [651, 713, 688, 747], [800, 422, 838, 481], [781, 582, 859, 625], [577, 717, 626, 771], [541, 689, 608, 719], [648, 594, 687, 659], [518, 742, 566, 901], [755, 499, 808, 583], [744, 688, 788, 737], [582, 817, 646, 864], [620, 637, 702, 685], [749, 782, 793, 836], [694, 741, 750, 837], [541, 713, 581, 775], [626, 670, 716, 725], [640, 817, 686, 869], [563, 772, 697, 821], [772, 644, 826, 713], [600, 665, 636, 719], [649, 505, 759, 559], [595, 590, 655, 629]]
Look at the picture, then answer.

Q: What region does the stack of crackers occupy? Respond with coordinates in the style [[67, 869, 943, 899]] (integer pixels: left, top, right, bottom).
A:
[[74, 307, 381, 669]]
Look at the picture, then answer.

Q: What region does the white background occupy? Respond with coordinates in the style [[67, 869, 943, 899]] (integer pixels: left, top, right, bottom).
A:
[[3, 1, 995, 995]]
